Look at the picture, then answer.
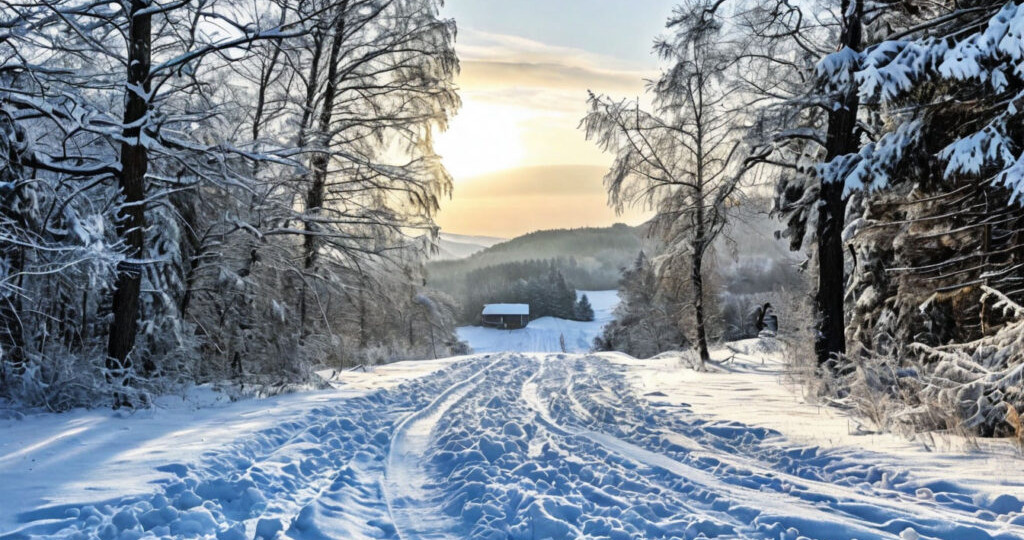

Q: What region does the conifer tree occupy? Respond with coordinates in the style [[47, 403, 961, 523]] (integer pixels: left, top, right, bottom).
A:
[[574, 294, 595, 322]]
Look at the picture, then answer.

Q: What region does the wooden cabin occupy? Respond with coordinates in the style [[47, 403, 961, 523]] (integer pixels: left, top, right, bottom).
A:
[[481, 304, 530, 329]]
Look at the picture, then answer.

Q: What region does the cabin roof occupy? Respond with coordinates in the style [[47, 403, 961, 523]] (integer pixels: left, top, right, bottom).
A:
[[482, 303, 530, 316]]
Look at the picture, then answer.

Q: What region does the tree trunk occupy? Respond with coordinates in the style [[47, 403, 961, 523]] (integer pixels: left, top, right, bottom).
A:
[[108, 0, 152, 380], [0, 289, 25, 382], [303, 2, 347, 271], [815, 0, 862, 368], [0, 115, 28, 384], [429, 321, 437, 359], [251, 8, 288, 143], [692, 243, 710, 368], [693, 114, 711, 369], [358, 287, 368, 349]]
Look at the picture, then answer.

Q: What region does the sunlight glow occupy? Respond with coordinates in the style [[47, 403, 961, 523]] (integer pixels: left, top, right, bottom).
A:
[[436, 100, 529, 180]]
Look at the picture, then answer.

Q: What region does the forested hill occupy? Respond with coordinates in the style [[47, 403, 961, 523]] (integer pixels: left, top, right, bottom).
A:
[[427, 224, 651, 291]]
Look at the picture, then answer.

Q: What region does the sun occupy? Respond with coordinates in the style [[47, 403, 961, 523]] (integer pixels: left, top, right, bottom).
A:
[[435, 100, 528, 180]]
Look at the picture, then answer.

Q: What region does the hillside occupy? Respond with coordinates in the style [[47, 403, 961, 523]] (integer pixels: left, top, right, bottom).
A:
[[428, 223, 652, 290], [429, 233, 506, 261]]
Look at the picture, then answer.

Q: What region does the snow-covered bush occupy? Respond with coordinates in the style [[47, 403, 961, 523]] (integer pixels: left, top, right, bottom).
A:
[[834, 286, 1024, 437], [909, 287, 1024, 436]]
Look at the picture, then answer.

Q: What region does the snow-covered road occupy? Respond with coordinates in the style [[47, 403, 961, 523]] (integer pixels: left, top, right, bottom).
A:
[[4, 351, 1024, 539]]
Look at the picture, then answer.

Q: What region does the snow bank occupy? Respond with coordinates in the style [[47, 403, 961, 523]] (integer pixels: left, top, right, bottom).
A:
[[610, 339, 1024, 502]]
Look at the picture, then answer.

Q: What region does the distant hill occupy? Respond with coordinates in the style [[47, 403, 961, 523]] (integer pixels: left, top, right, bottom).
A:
[[430, 233, 507, 261], [428, 223, 652, 292], [427, 223, 652, 324]]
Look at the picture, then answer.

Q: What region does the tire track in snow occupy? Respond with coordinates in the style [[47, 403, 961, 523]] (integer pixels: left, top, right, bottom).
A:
[[524, 357, 888, 538], [540, 355, 1024, 540], [2, 359, 488, 540], [520, 357, 760, 535], [424, 354, 734, 538], [384, 354, 508, 540]]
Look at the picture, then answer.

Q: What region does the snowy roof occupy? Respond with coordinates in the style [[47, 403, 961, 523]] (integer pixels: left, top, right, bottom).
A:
[[482, 303, 529, 316]]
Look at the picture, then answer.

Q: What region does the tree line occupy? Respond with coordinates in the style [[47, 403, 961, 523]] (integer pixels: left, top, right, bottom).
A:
[[427, 224, 647, 293], [587, 0, 1024, 436], [434, 259, 595, 324], [0, 0, 463, 409]]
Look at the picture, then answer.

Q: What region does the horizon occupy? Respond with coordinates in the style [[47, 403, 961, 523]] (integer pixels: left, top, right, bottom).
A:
[[441, 218, 645, 243], [435, 165, 653, 238]]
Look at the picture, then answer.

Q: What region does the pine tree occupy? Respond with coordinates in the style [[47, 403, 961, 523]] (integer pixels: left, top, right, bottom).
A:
[[574, 294, 595, 322], [596, 252, 684, 358]]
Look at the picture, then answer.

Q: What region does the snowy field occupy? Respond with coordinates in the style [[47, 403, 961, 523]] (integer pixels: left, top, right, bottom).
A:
[[456, 290, 617, 353], [3, 342, 1024, 539]]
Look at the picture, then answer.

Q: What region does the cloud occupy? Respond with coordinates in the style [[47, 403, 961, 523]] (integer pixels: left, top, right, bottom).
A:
[[460, 60, 646, 94], [457, 29, 640, 69], [455, 165, 610, 197], [454, 28, 655, 106]]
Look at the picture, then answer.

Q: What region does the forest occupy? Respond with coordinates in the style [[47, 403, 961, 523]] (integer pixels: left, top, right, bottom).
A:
[[436, 259, 594, 324], [0, 0, 464, 409], [586, 0, 1024, 437], [427, 224, 647, 289]]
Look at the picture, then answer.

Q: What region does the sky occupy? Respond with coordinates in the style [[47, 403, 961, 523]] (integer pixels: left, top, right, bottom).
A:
[[434, 0, 677, 237]]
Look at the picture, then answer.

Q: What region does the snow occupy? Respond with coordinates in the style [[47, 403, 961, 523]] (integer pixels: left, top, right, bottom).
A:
[[3, 339, 1024, 539], [607, 340, 1024, 490], [822, 2, 1024, 199], [481, 303, 530, 316], [459, 290, 617, 354]]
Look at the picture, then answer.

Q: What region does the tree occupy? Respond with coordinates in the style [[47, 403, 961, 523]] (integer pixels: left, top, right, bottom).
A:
[[0, 112, 28, 380], [583, 0, 746, 368], [574, 294, 595, 322], [813, 0, 863, 368], [2, 0, 311, 399], [833, 1, 1024, 374], [739, 0, 1024, 434], [723, 0, 866, 370], [595, 252, 685, 358], [253, 0, 460, 341]]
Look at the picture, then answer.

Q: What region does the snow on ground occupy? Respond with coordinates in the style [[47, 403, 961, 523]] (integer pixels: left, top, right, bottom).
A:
[[0, 359, 488, 539], [605, 338, 1024, 503], [456, 290, 617, 354], [2, 342, 1024, 539]]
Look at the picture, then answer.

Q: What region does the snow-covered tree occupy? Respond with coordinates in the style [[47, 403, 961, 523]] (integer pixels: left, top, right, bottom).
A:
[[584, 0, 747, 367], [727, 0, 868, 369], [0, 0, 462, 407], [595, 252, 686, 358], [779, 0, 1024, 435]]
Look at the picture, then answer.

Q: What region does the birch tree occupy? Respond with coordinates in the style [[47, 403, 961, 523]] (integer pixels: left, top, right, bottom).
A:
[[583, 0, 745, 367]]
